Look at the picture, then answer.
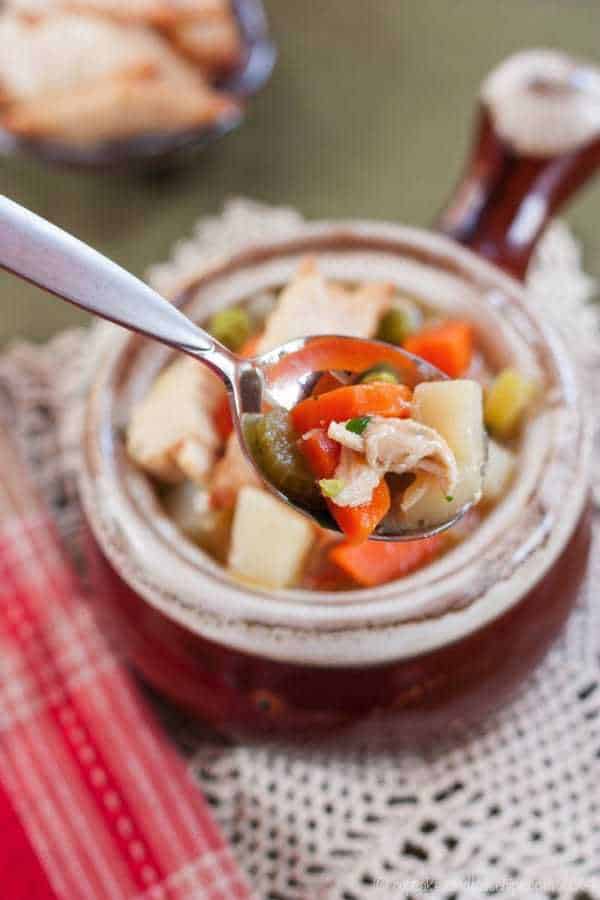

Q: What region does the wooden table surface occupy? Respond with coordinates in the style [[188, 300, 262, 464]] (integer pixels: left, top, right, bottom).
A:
[[0, 0, 599, 345]]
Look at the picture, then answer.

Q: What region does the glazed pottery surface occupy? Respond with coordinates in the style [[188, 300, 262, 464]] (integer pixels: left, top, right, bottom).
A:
[[79, 50, 599, 740]]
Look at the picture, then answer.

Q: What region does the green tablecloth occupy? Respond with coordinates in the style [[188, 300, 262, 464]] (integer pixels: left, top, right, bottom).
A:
[[0, 0, 599, 344]]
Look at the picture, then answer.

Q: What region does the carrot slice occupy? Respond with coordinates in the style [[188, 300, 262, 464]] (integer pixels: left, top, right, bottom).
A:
[[298, 429, 340, 478], [240, 333, 263, 357], [312, 371, 347, 397], [214, 394, 233, 441], [329, 480, 391, 544], [298, 428, 390, 543], [404, 320, 473, 378], [291, 383, 412, 435], [330, 534, 445, 586]]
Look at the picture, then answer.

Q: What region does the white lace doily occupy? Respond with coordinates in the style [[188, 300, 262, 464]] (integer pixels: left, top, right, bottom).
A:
[[1, 200, 600, 900]]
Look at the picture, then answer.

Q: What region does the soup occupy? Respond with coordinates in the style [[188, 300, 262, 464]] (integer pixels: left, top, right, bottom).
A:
[[126, 259, 536, 591]]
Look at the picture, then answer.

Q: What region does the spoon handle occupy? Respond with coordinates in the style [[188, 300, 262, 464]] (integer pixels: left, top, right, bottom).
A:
[[0, 195, 215, 356]]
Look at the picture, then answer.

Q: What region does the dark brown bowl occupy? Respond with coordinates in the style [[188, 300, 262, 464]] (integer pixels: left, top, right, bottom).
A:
[[0, 0, 276, 171]]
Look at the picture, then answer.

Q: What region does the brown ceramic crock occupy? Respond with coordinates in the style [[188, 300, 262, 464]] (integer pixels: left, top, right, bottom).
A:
[[80, 51, 599, 743]]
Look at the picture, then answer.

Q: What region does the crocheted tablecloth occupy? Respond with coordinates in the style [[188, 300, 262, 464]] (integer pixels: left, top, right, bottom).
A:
[[2, 200, 600, 900]]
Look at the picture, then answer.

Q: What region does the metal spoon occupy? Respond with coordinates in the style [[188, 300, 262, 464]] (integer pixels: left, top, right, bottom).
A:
[[0, 195, 476, 540]]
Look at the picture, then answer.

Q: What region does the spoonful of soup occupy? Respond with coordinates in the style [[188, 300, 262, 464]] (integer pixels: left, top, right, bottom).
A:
[[0, 196, 486, 541]]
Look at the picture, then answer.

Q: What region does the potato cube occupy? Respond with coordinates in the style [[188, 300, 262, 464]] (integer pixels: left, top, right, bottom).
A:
[[403, 379, 485, 527], [482, 438, 515, 503], [228, 486, 314, 588]]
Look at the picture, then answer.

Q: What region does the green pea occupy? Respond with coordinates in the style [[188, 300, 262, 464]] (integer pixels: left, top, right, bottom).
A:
[[376, 308, 413, 346], [208, 307, 251, 351]]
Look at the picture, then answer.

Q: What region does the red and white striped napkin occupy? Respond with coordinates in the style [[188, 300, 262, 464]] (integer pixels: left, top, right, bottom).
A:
[[0, 430, 252, 900]]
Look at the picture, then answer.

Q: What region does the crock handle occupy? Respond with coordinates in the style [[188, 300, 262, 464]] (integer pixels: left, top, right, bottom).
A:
[[437, 50, 600, 281]]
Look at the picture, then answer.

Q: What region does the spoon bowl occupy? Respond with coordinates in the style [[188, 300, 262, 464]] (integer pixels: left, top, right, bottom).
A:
[[237, 334, 476, 539]]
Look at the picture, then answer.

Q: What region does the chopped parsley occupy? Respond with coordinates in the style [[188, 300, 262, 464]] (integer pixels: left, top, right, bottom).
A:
[[319, 478, 345, 498], [345, 415, 372, 435]]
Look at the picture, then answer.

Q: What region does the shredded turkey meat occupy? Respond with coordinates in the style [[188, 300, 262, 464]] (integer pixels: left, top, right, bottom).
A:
[[326, 416, 458, 509], [327, 446, 383, 508]]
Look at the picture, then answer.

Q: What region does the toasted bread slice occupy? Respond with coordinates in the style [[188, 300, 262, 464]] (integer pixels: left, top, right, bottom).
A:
[[0, 12, 240, 141], [169, 10, 242, 75]]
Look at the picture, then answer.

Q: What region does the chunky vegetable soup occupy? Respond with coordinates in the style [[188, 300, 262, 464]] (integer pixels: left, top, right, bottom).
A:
[[127, 259, 536, 590]]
